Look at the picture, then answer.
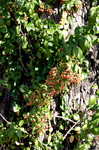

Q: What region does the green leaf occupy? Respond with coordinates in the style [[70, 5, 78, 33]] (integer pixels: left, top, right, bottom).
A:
[[0, 19, 5, 26], [78, 35, 93, 52], [89, 95, 97, 106], [73, 114, 80, 121], [91, 127, 99, 135], [74, 126, 81, 134], [19, 120, 24, 127], [21, 36, 28, 49], [72, 47, 84, 59], [13, 103, 21, 112], [96, 90, 99, 96], [89, 6, 99, 26]]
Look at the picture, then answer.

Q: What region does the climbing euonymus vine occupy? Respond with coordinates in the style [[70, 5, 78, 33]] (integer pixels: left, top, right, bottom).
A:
[[0, 0, 99, 149]]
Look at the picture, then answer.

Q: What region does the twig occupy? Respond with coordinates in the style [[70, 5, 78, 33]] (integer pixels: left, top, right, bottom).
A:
[[64, 120, 80, 139], [0, 113, 11, 124], [55, 115, 76, 124]]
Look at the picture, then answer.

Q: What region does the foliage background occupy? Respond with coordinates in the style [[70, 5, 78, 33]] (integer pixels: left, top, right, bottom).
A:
[[0, 0, 99, 149]]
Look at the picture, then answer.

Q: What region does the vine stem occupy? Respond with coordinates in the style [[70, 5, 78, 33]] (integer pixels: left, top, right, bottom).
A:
[[64, 120, 80, 139], [0, 113, 11, 124], [55, 115, 76, 124]]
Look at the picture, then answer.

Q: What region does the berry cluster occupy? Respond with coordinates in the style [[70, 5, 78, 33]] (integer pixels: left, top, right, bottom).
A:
[[46, 65, 82, 96]]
